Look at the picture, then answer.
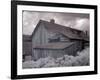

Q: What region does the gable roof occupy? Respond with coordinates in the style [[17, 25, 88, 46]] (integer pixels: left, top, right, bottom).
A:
[[31, 20, 89, 41]]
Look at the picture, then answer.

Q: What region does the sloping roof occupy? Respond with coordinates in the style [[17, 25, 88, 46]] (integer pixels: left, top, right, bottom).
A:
[[33, 42, 75, 50], [31, 20, 89, 41]]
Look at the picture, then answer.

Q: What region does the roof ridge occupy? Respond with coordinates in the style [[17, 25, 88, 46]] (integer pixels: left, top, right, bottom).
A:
[[39, 19, 82, 32]]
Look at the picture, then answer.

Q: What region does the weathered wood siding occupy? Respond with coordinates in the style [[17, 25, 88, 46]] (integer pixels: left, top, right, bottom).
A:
[[32, 23, 48, 46], [64, 41, 82, 56], [33, 49, 65, 60], [32, 41, 82, 60], [23, 41, 32, 55], [32, 23, 50, 60]]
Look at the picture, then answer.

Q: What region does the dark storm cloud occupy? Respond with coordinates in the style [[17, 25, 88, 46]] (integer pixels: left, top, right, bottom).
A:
[[23, 11, 89, 35]]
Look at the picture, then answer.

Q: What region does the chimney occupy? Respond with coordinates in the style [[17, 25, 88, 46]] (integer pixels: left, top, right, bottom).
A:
[[85, 31, 88, 36], [86, 31, 87, 35], [50, 19, 55, 23], [85, 30, 89, 38]]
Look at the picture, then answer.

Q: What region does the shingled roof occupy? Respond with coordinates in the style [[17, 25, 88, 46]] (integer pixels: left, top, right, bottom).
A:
[[32, 20, 89, 41]]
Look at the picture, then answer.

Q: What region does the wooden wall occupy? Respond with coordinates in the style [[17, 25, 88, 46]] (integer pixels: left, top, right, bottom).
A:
[[64, 41, 82, 56], [32, 41, 82, 60], [32, 22, 50, 60], [33, 49, 65, 60]]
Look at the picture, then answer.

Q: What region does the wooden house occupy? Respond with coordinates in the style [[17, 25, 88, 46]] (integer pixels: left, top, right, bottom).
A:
[[30, 19, 89, 60]]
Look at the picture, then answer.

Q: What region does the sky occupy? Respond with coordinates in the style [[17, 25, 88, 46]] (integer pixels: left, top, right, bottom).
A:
[[23, 11, 90, 35]]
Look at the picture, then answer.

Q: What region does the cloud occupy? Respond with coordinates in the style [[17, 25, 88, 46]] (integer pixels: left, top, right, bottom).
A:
[[72, 18, 90, 31]]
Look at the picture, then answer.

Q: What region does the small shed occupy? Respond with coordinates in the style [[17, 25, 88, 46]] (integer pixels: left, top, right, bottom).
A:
[[23, 35, 32, 61]]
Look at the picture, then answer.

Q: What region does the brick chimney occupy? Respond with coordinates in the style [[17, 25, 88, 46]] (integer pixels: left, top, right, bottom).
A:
[[50, 19, 55, 23]]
